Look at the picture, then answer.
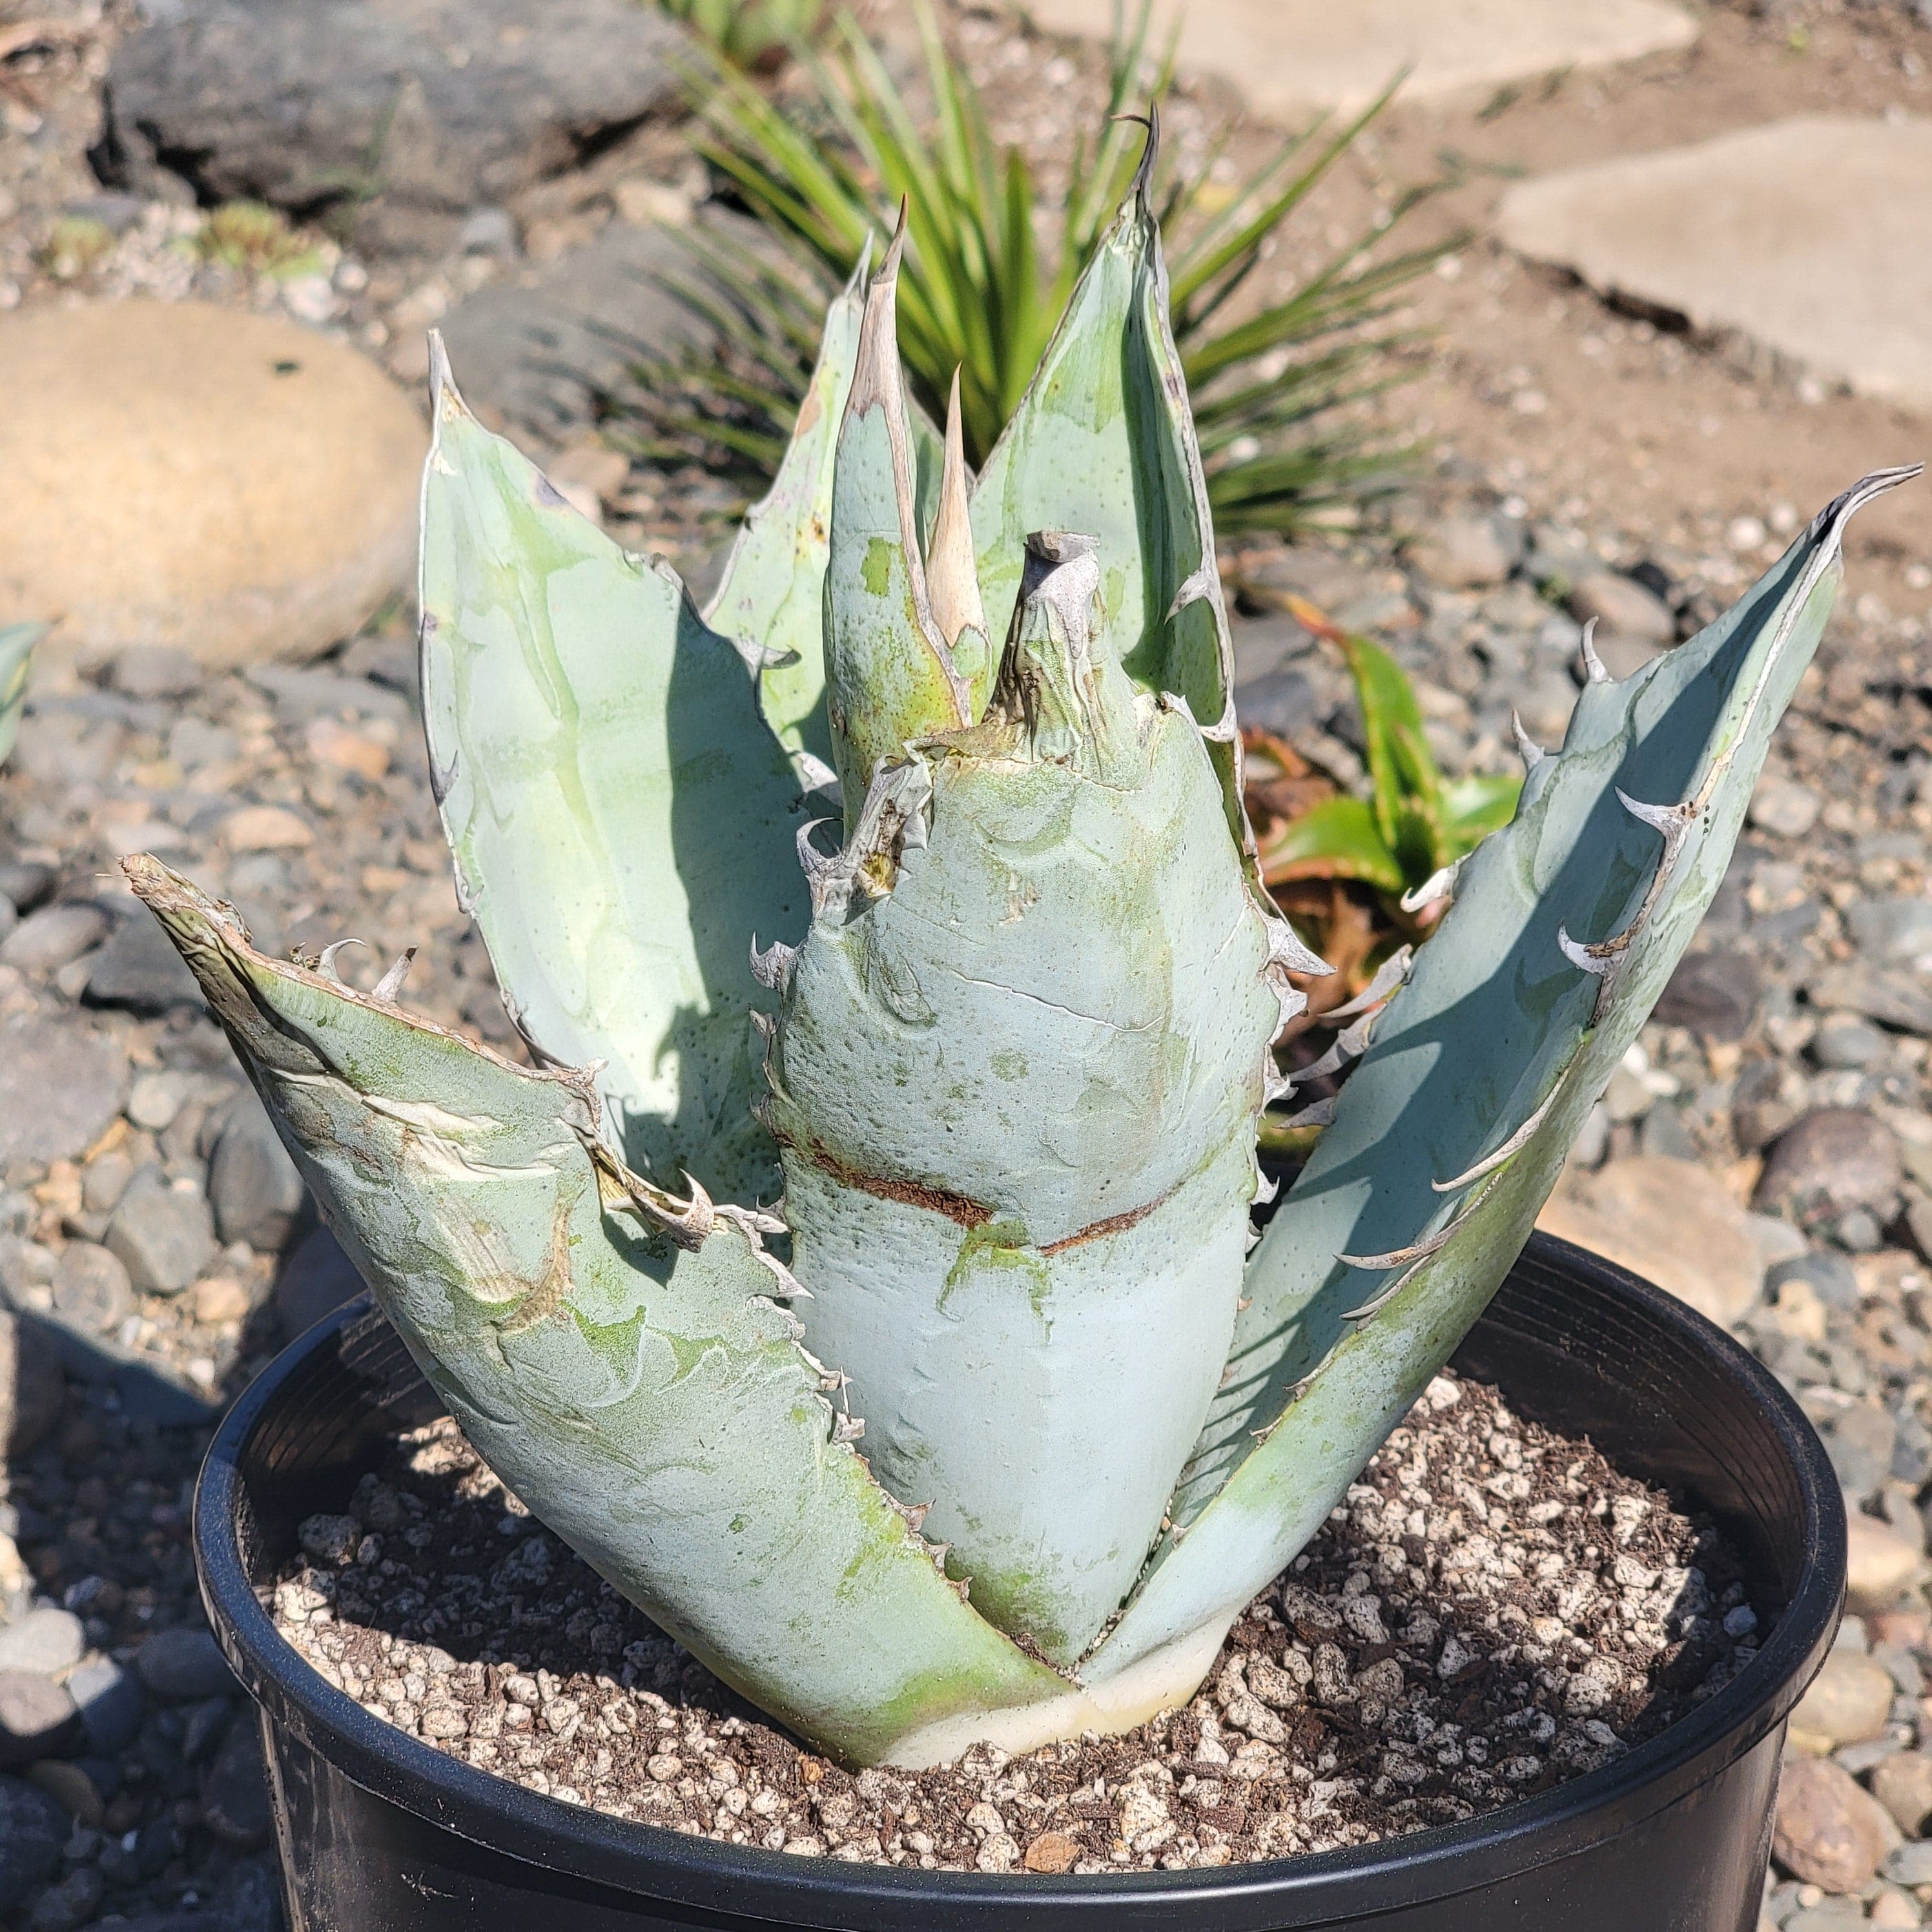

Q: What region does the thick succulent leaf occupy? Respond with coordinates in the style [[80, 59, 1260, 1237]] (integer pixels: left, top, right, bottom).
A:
[[968, 162, 1234, 745], [822, 238, 984, 823], [771, 540, 1282, 1663], [0, 621, 43, 766], [1089, 468, 1916, 1682], [418, 348, 807, 1206], [125, 858, 1069, 1769], [703, 245, 871, 781]]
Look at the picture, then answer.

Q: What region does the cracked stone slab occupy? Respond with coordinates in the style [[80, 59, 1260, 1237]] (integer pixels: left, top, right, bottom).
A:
[[1019, 0, 1698, 118], [1497, 116, 1932, 413]]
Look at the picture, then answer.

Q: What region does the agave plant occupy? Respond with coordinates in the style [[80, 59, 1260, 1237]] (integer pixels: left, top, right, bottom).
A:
[[0, 622, 43, 766], [132, 153, 1909, 1769]]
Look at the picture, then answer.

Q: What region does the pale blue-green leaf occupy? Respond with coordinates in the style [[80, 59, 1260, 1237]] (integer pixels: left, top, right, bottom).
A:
[[703, 245, 870, 779], [968, 181, 1234, 740], [1088, 467, 1917, 1682], [418, 350, 807, 1205], [823, 245, 974, 821], [772, 550, 1280, 1660], [126, 856, 1067, 1770]]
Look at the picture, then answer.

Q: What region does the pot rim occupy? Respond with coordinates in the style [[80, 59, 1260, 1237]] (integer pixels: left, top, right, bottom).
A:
[[195, 1233, 1844, 1928]]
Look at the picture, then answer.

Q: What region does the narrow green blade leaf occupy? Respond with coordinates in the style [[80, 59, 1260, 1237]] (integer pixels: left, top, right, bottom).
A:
[[0, 621, 44, 766], [418, 347, 807, 1206], [1090, 467, 1917, 1683], [127, 857, 1067, 1770], [703, 243, 873, 779], [1341, 627, 1441, 850]]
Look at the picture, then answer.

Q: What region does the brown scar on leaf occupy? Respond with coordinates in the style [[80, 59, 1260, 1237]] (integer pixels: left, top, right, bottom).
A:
[[1038, 1186, 1173, 1257], [498, 1185, 579, 1336], [777, 1130, 993, 1229]]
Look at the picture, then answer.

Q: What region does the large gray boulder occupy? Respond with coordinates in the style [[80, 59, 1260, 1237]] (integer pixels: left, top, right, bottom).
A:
[[105, 0, 690, 252]]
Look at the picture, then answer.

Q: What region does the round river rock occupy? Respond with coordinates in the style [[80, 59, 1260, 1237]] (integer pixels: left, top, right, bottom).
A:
[[0, 300, 424, 670]]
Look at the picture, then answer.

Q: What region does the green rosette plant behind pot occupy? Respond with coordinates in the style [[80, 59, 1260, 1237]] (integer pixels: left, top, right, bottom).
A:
[[130, 150, 1911, 1769]]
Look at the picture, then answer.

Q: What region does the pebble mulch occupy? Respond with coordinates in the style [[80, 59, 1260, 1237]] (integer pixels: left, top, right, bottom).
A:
[[272, 1374, 1756, 1875]]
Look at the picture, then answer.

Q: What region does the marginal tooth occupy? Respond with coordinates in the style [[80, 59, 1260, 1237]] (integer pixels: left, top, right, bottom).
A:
[[1337, 1225, 1454, 1272], [926, 368, 985, 653], [1266, 911, 1331, 980], [1614, 787, 1698, 838], [370, 946, 416, 1003], [1431, 1081, 1563, 1193], [1323, 945, 1414, 1020], [1295, 1012, 1375, 1085], [1164, 560, 1216, 622], [1342, 1259, 1424, 1322], [832, 1413, 867, 1444], [316, 938, 365, 983], [1251, 1166, 1280, 1206], [1245, 1221, 1262, 1255], [577, 1131, 716, 1249], [1262, 1062, 1295, 1105], [1282, 1094, 1337, 1130], [1512, 712, 1546, 770], [748, 1009, 776, 1044], [1400, 859, 1461, 915], [794, 750, 841, 798], [1579, 617, 1609, 684], [715, 1202, 788, 1238], [796, 818, 839, 916], [902, 1501, 930, 1534], [1556, 923, 1614, 977], [749, 935, 797, 992], [808, 759, 934, 921]]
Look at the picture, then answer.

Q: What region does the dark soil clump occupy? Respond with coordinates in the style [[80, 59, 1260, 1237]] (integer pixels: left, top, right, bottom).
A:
[[270, 1372, 1758, 1874]]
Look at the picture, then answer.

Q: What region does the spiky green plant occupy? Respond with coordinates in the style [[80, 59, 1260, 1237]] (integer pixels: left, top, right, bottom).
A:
[[0, 623, 43, 766], [1257, 595, 1520, 907], [630, 2, 1452, 533], [132, 159, 1909, 1769], [661, 0, 823, 70]]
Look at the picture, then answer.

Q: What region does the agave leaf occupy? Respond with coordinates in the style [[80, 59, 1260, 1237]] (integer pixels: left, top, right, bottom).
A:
[[703, 242, 873, 779], [0, 621, 44, 766], [822, 232, 985, 821], [418, 347, 806, 1206], [127, 857, 1069, 1769], [771, 539, 1281, 1665], [969, 153, 1234, 745], [1089, 468, 1917, 1681]]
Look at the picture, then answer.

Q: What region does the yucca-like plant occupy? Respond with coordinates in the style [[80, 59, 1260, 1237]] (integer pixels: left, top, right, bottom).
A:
[[632, 3, 1451, 534], [0, 622, 43, 766], [132, 158, 1909, 1770]]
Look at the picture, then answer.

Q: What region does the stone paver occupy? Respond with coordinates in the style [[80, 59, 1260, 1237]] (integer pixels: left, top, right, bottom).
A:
[[1498, 116, 1932, 413], [1022, 0, 1698, 118]]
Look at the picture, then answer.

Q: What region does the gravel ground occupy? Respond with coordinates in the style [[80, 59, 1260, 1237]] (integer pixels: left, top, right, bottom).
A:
[[271, 1375, 1756, 1874]]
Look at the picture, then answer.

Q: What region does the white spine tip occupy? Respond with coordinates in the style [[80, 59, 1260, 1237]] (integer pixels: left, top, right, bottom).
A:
[[1579, 617, 1609, 684], [1556, 924, 1612, 977]]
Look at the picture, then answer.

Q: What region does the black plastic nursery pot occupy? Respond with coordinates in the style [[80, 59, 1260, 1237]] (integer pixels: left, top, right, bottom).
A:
[[196, 1232, 1844, 1932]]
